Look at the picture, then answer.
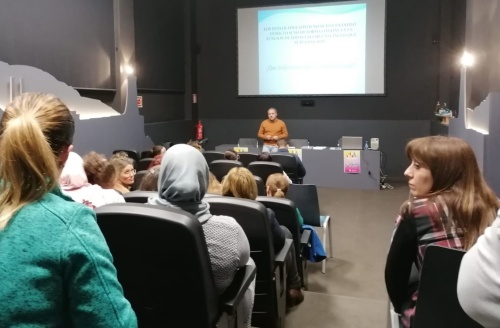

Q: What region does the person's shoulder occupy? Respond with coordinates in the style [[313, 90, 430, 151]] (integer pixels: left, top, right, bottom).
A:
[[208, 215, 240, 228], [42, 191, 95, 223]]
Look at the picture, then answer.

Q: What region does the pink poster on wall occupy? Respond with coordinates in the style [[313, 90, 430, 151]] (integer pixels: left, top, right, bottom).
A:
[[343, 150, 361, 174]]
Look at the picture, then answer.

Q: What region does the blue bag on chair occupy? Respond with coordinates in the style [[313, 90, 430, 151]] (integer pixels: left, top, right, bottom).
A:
[[302, 224, 327, 262]]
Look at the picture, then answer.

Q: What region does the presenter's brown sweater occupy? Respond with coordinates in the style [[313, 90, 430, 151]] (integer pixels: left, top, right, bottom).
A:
[[258, 119, 289, 146]]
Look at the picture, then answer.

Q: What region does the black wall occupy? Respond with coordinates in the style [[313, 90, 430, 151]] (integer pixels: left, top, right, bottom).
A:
[[195, 0, 466, 176], [134, 0, 191, 124], [0, 0, 115, 90]]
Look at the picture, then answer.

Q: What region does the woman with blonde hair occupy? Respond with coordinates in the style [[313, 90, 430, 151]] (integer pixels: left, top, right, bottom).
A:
[[222, 167, 304, 307], [0, 93, 136, 326], [110, 156, 136, 194], [266, 173, 303, 227], [207, 171, 223, 195], [385, 136, 498, 328]]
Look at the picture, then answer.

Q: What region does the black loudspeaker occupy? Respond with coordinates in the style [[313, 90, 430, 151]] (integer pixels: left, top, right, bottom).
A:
[[301, 99, 315, 106]]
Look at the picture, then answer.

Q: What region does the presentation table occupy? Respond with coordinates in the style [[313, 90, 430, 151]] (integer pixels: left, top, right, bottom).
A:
[[214, 144, 381, 190]]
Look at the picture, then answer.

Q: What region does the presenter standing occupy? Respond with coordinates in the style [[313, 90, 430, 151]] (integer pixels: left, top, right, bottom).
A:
[[258, 107, 288, 153]]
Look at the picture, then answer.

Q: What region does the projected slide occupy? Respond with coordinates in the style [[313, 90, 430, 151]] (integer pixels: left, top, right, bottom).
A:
[[237, 0, 386, 96], [258, 4, 366, 95]]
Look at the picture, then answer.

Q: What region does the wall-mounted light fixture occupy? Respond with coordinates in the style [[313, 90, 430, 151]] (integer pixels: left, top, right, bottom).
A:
[[123, 64, 134, 75]]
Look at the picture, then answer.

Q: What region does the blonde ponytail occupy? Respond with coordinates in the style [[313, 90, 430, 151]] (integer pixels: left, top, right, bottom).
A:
[[266, 173, 289, 198], [0, 93, 74, 228]]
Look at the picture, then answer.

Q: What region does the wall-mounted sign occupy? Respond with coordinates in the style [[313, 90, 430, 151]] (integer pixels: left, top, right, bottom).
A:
[[137, 96, 143, 108]]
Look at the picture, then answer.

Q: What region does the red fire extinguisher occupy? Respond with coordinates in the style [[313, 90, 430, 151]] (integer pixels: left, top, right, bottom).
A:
[[196, 120, 203, 140]]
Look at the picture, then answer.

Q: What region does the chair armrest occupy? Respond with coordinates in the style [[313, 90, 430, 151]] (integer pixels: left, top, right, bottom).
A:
[[300, 229, 311, 246], [275, 238, 293, 265], [220, 262, 257, 315]]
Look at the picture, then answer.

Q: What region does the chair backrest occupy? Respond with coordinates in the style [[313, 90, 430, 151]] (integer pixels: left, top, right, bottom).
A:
[[123, 190, 157, 203], [138, 158, 154, 171], [133, 170, 149, 191], [209, 160, 243, 182], [204, 196, 277, 325], [202, 151, 225, 164], [247, 162, 284, 184], [141, 150, 153, 159], [238, 138, 259, 147], [254, 176, 266, 196], [413, 246, 483, 328], [256, 196, 304, 283], [113, 149, 140, 163], [95, 203, 220, 327], [271, 153, 299, 182], [238, 153, 259, 167], [287, 184, 321, 226], [288, 139, 309, 148]]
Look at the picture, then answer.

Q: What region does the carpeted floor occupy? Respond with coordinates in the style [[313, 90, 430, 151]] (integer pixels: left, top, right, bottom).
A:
[[284, 184, 409, 328]]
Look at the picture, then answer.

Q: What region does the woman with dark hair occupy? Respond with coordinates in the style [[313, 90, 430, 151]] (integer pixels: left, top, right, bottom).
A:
[[0, 93, 136, 326], [385, 136, 498, 328], [139, 165, 160, 191], [148, 144, 254, 327], [224, 149, 239, 161]]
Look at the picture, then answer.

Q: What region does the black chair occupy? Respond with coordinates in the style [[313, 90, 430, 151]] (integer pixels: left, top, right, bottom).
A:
[[141, 149, 154, 159], [288, 139, 309, 148], [209, 160, 243, 182], [254, 176, 266, 196], [238, 138, 259, 147], [287, 184, 332, 274], [256, 196, 311, 290], [123, 190, 157, 203], [138, 158, 154, 171], [205, 196, 292, 328], [412, 246, 482, 328], [95, 203, 256, 328], [203, 151, 225, 164], [133, 170, 148, 191], [238, 153, 259, 167], [271, 153, 301, 184], [247, 162, 284, 185], [113, 149, 140, 163]]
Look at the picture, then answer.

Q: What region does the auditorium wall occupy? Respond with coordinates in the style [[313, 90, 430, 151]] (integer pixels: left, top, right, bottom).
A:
[[195, 0, 466, 177]]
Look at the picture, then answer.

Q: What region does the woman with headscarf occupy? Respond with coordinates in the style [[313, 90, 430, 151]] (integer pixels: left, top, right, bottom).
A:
[[148, 144, 254, 327], [59, 152, 125, 209]]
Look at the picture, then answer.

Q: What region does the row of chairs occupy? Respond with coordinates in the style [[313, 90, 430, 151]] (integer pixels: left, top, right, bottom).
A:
[[205, 153, 303, 184], [96, 203, 256, 328], [125, 183, 333, 275]]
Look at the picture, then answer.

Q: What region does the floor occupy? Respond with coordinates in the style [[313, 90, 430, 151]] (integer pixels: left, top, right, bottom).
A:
[[284, 184, 408, 328]]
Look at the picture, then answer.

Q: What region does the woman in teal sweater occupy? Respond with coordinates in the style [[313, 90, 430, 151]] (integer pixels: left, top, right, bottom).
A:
[[0, 93, 137, 327]]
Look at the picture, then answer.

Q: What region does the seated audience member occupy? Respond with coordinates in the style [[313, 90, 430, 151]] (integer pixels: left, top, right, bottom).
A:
[[148, 154, 163, 170], [60, 152, 125, 208], [385, 136, 498, 328], [207, 172, 223, 195], [148, 144, 254, 326], [276, 139, 306, 178], [187, 139, 204, 151], [0, 93, 136, 326], [222, 167, 304, 307], [110, 157, 136, 194], [266, 173, 326, 262], [256, 152, 293, 183], [138, 165, 160, 191], [224, 149, 239, 161], [266, 173, 303, 228], [151, 145, 166, 157], [83, 151, 117, 189], [457, 212, 500, 328]]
